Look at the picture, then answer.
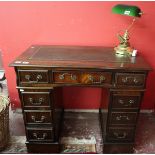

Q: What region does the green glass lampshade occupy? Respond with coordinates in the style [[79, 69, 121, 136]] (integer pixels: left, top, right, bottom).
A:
[[112, 4, 142, 17]]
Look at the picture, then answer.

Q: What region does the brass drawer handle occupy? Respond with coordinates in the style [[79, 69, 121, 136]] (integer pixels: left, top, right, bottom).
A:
[[25, 74, 42, 83], [122, 76, 132, 83], [122, 76, 139, 84], [116, 115, 130, 121], [118, 99, 124, 104], [29, 97, 44, 105], [88, 75, 106, 84], [33, 133, 47, 140], [118, 99, 134, 106], [59, 73, 77, 81], [129, 99, 134, 104], [114, 132, 127, 139], [133, 78, 139, 84], [31, 115, 46, 123]]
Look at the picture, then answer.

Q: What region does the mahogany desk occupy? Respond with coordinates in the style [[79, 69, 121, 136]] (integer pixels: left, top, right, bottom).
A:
[[10, 45, 152, 153]]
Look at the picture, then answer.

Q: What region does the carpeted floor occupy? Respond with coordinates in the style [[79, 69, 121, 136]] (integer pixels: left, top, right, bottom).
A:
[[1, 136, 96, 153], [1, 136, 27, 153], [61, 144, 96, 153]]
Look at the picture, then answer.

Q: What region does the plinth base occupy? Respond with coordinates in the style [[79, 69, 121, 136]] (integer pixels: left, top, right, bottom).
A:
[[26, 142, 60, 153], [103, 142, 134, 154]]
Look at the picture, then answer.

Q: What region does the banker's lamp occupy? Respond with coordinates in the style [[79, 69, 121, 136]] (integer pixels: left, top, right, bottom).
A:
[[112, 4, 143, 56]]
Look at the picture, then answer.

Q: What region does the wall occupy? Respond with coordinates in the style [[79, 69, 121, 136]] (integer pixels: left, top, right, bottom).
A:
[[0, 1, 155, 109]]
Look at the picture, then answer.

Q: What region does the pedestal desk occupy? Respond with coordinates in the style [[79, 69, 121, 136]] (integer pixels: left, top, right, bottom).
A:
[[10, 45, 152, 153]]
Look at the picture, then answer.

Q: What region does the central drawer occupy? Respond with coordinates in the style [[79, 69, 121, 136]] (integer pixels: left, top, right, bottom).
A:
[[53, 71, 112, 85]]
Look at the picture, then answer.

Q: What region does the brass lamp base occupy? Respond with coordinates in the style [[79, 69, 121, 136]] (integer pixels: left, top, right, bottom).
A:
[[114, 30, 133, 56], [114, 45, 133, 56]]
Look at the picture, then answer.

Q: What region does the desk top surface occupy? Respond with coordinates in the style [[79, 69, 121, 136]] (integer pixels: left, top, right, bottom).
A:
[[10, 45, 152, 70]]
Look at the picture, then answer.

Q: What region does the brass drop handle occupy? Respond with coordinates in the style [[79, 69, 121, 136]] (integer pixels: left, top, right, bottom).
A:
[[114, 132, 127, 139], [29, 97, 44, 105], [133, 78, 139, 84], [129, 99, 134, 104], [118, 99, 124, 104], [118, 99, 134, 107], [88, 75, 106, 84], [37, 75, 43, 80], [31, 115, 46, 123], [59, 73, 77, 80], [33, 133, 47, 140], [116, 115, 130, 121], [25, 74, 42, 83], [122, 76, 139, 84], [122, 76, 131, 83]]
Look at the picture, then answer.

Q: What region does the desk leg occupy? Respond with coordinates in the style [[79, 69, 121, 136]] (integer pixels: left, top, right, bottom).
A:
[[101, 90, 143, 153], [19, 87, 64, 153], [99, 88, 109, 153]]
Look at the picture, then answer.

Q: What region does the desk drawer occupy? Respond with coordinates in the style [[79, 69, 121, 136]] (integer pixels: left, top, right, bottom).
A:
[[112, 95, 141, 109], [81, 72, 112, 84], [53, 71, 112, 85], [109, 112, 137, 125], [53, 71, 79, 84], [24, 110, 52, 125], [115, 73, 146, 87], [106, 127, 134, 142], [21, 92, 51, 108], [18, 70, 49, 84], [27, 128, 54, 142]]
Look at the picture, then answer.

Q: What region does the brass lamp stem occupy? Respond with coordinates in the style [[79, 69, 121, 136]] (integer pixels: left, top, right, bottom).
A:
[[126, 18, 136, 32]]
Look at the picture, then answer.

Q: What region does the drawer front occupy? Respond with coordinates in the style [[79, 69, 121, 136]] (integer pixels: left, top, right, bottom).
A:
[[53, 71, 79, 84], [24, 111, 52, 125], [53, 71, 112, 85], [115, 73, 145, 87], [106, 127, 134, 142], [21, 92, 51, 108], [18, 70, 49, 84], [27, 128, 54, 142], [80, 72, 112, 84], [112, 95, 140, 109], [109, 112, 137, 125]]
